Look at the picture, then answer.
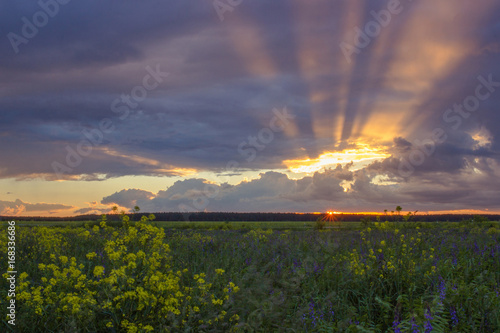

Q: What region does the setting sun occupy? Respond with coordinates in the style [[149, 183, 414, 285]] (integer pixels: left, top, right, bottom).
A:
[[283, 143, 390, 174]]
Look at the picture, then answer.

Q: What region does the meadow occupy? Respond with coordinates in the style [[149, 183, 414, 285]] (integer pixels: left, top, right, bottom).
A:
[[1, 216, 499, 332]]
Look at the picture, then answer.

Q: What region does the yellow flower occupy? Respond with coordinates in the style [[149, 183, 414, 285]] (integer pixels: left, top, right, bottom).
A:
[[215, 269, 225, 275], [93, 266, 105, 277], [380, 240, 386, 246], [86, 252, 97, 260], [212, 298, 224, 305]]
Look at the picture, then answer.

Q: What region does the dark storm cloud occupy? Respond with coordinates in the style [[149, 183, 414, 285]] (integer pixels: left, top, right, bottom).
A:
[[1, 0, 500, 212]]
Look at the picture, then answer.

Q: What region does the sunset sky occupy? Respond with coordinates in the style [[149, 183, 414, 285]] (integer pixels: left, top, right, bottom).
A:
[[1, 0, 500, 217]]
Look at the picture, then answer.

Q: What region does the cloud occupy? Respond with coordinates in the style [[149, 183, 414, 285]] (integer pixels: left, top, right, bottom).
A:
[[0, 199, 73, 216], [1, 0, 498, 181], [101, 188, 155, 208], [100, 156, 500, 213]]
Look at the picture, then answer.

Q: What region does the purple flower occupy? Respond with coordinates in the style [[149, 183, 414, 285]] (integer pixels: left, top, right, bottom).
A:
[[410, 316, 419, 333], [424, 309, 433, 332], [392, 312, 401, 333], [313, 263, 324, 274], [450, 306, 458, 327], [438, 277, 446, 304]]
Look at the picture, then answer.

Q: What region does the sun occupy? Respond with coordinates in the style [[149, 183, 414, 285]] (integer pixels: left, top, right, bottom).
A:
[[283, 142, 390, 174]]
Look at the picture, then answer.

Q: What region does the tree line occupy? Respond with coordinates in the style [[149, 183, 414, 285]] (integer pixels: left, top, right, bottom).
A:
[[2, 212, 499, 222]]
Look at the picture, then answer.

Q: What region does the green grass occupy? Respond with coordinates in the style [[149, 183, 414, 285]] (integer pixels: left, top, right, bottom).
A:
[[1, 220, 359, 230]]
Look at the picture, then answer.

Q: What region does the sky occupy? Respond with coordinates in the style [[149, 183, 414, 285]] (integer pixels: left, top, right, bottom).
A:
[[1, 0, 500, 217]]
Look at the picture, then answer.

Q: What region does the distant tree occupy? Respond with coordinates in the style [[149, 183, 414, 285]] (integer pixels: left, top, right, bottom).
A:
[[112, 206, 118, 214], [133, 206, 140, 213], [395, 206, 402, 221]]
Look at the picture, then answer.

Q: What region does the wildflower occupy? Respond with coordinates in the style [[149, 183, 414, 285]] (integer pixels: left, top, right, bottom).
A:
[[392, 312, 401, 333], [212, 298, 224, 305], [450, 306, 458, 327], [381, 240, 386, 246], [93, 266, 105, 277], [86, 252, 97, 260], [410, 316, 419, 333], [215, 269, 225, 275], [59, 256, 68, 264], [438, 277, 446, 303], [424, 309, 433, 333]]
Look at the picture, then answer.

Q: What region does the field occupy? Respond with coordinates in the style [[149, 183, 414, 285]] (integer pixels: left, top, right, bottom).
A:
[[1, 216, 499, 332]]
